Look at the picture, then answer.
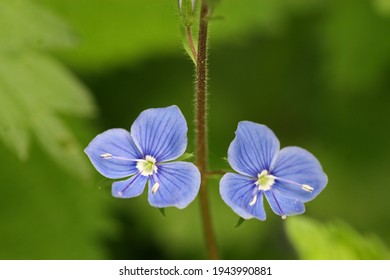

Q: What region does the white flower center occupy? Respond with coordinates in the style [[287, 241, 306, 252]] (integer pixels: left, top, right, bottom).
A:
[[136, 155, 158, 176], [255, 170, 275, 191]]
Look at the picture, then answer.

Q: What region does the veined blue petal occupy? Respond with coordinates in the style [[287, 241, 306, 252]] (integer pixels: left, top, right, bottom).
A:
[[148, 162, 200, 209], [228, 121, 280, 177], [84, 128, 142, 179], [112, 173, 148, 198], [271, 147, 328, 202], [131, 106, 188, 162], [220, 173, 266, 221], [264, 190, 305, 217]]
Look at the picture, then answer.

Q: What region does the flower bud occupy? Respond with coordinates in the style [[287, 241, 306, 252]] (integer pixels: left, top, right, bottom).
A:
[[178, 0, 196, 26]]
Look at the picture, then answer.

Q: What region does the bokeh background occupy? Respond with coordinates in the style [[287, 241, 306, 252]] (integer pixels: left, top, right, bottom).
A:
[[1, 0, 390, 259]]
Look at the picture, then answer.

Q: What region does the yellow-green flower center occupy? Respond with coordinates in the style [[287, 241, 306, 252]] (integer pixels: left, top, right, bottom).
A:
[[255, 170, 275, 191], [136, 155, 158, 176]]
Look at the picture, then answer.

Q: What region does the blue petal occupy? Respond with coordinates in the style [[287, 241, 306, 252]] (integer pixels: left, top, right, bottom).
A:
[[111, 173, 148, 198], [220, 173, 266, 220], [228, 121, 280, 177], [131, 106, 188, 162], [148, 162, 200, 209], [264, 190, 305, 217], [84, 128, 143, 179], [270, 147, 328, 202]]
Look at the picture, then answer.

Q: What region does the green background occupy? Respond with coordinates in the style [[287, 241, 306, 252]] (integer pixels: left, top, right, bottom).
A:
[[1, 0, 390, 259]]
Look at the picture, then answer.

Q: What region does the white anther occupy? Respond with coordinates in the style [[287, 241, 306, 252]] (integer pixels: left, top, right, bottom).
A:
[[301, 184, 314, 192], [281, 215, 287, 220], [151, 182, 160, 194], [249, 194, 258, 206], [100, 153, 112, 159]]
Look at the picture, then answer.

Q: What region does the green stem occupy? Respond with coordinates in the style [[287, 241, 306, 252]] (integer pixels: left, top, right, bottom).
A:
[[195, 1, 219, 260]]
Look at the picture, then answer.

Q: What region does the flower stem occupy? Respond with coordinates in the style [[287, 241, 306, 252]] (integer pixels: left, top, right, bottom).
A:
[[186, 25, 198, 62], [195, 1, 219, 260]]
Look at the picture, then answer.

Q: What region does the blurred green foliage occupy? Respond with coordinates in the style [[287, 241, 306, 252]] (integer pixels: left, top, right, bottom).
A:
[[1, 0, 390, 259], [0, 0, 95, 177], [286, 216, 390, 259]]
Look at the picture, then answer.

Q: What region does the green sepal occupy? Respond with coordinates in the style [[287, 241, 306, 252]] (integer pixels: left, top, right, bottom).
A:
[[177, 152, 195, 161], [235, 217, 246, 228], [158, 208, 166, 218]]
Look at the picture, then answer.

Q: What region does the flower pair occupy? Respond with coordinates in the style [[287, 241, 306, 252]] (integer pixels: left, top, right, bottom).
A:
[[85, 106, 327, 220]]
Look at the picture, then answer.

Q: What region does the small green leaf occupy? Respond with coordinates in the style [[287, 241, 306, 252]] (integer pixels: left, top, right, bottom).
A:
[[180, 26, 198, 64], [285, 216, 390, 259], [235, 217, 246, 228], [205, 0, 222, 14]]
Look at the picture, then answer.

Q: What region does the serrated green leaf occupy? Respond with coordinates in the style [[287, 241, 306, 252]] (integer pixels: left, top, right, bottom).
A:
[[0, 0, 75, 51], [285, 216, 390, 259], [0, 83, 30, 160], [0, 51, 96, 177], [0, 52, 96, 117], [31, 114, 90, 179]]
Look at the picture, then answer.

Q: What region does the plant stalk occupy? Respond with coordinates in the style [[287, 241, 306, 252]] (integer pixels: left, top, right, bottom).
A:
[[195, 1, 219, 260]]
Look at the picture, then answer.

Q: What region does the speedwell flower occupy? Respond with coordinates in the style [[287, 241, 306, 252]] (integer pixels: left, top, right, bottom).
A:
[[220, 121, 327, 220], [85, 105, 200, 209]]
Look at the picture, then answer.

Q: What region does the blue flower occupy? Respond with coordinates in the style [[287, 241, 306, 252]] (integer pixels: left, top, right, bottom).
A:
[[220, 121, 327, 220], [85, 105, 201, 209]]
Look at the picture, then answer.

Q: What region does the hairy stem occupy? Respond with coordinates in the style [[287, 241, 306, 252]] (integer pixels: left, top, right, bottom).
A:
[[195, 1, 219, 260]]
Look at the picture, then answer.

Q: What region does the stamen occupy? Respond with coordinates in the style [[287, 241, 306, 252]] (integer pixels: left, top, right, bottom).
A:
[[100, 153, 112, 159], [151, 173, 161, 194], [249, 194, 258, 206], [151, 182, 160, 194], [301, 184, 313, 192], [99, 153, 138, 161], [259, 170, 268, 177], [272, 175, 314, 193], [281, 215, 287, 220]]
